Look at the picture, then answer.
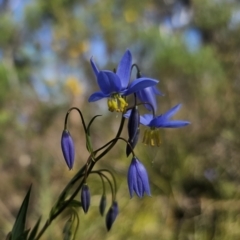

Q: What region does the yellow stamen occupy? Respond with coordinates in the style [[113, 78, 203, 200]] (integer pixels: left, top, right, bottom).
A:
[[107, 95, 128, 112], [142, 128, 161, 147], [118, 97, 128, 112]]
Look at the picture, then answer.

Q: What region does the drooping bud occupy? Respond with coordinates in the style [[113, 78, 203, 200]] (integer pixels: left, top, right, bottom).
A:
[[81, 184, 91, 213], [63, 217, 73, 240], [126, 106, 140, 156], [105, 201, 119, 231], [63, 214, 79, 240], [99, 195, 107, 216], [61, 130, 75, 170], [128, 157, 151, 198]]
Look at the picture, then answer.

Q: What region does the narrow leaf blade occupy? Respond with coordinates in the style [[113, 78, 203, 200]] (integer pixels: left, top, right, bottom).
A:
[[27, 217, 41, 240], [11, 185, 32, 240]]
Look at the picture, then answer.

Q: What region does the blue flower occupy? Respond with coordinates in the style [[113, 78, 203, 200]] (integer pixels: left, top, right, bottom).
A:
[[128, 157, 151, 198], [125, 104, 190, 146], [89, 50, 158, 112], [141, 104, 190, 146], [136, 85, 163, 112], [61, 130, 75, 170], [106, 201, 119, 231], [81, 184, 91, 213], [140, 104, 190, 128]]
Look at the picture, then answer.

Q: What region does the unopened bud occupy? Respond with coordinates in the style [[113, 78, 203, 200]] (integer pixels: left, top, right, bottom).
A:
[[61, 130, 75, 170]]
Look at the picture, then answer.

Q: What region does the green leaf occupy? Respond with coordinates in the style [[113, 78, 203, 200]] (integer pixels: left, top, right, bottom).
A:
[[11, 185, 32, 240], [27, 217, 41, 240], [17, 229, 30, 240]]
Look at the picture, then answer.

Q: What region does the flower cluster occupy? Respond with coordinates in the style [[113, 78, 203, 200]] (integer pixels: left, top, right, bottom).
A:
[[59, 50, 190, 233], [9, 49, 190, 239]]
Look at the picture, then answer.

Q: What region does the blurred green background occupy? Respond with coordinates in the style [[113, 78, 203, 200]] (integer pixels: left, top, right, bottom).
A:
[[0, 0, 240, 239]]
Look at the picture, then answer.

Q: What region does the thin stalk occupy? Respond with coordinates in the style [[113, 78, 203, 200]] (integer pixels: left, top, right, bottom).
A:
[[34, 114, 126, 240]]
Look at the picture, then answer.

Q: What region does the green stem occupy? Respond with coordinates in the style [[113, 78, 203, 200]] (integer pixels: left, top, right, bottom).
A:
[[64, 107, 87, 133], [34, 115, 125, 240]]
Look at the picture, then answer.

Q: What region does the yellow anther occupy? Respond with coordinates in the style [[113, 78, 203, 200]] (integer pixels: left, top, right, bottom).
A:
[[118, 97, 128, 112], [107, 95, 128, 112], [142, 128, 161, 147], [111, 98, 118, 111], [108, 99, 114, 112], [154, 129, 161, 146]]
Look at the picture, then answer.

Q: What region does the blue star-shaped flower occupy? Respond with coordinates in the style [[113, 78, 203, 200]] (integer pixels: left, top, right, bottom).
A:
[[125, 104, 190, 146], [89, 50, 158, 112], [140, 104, 190, 128], [141, 104, 190, 146]]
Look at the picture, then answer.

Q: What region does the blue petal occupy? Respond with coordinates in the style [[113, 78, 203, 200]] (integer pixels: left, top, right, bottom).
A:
[[97, 71, 122, 94], [88, 91, 109, 102], [128, 160, 136, 198], [125, 78, 158, 96], [156, 120, 191, 128], [135, 158, 151, 196], [139, 114, 153, 126], [90, 57, 99, 78], [153, 86, 164, 96], [137, 86, 158, 112], [162, 104, 182, 120], [123, 110, 131, 119], [116, 50, 132, 89], [135, 174, 144, 198]]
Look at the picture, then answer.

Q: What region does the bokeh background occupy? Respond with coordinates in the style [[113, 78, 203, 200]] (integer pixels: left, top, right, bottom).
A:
[[0, 0, 240, 239]]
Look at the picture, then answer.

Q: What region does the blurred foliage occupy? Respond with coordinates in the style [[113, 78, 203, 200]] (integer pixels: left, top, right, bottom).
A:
[[0, 0, 240, 239]]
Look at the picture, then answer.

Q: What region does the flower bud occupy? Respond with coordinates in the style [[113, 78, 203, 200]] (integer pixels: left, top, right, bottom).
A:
[[106, 201, 119, 231], [99, 195, 107, 216], [126, 106, 140, 156], [61, 130, 75, 170], [81, 184, 90, 213], [63, 217, 74, 240], [128, 157, 151, 198]]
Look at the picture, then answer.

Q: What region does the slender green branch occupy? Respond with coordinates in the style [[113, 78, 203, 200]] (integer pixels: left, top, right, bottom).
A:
[[92, 170, 117, 201], [34, 113, 126, 240], [64, 107, 87, 133]]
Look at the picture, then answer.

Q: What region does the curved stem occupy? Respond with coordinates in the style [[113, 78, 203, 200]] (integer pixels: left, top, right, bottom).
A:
[[72, 209, 80, 239], [64, 107, 87, 133], [98, 169, 117, 197], [34, 114, 126, 240], [91, 171, 115, 201], [131, 63, 141, 74]]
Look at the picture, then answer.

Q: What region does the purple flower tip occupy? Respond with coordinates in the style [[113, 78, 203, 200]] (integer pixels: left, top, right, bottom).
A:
[[106, 201, 119, 231], [61, 130, 75, 170], [99, 195, 107, 216], [81, 184, 91, 213]]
